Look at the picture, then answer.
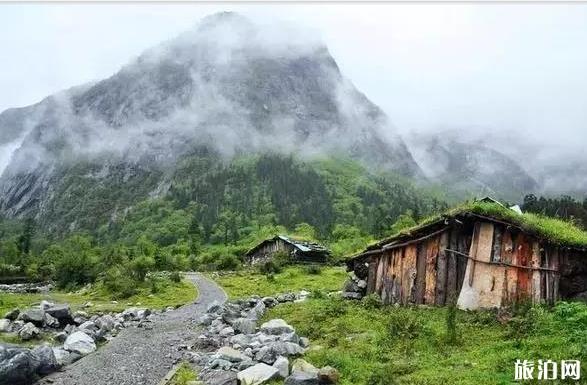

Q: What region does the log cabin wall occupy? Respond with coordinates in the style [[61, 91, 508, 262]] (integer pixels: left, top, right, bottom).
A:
[[356, 219, 563, 309]]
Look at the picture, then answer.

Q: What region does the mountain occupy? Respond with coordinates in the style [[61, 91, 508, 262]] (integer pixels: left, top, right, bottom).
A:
[[406, 132, 539, 202], [0, 12, 422, 232]]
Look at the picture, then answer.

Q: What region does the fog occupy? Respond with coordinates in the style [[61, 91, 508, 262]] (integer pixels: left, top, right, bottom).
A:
[[0, 4, 586, 190]]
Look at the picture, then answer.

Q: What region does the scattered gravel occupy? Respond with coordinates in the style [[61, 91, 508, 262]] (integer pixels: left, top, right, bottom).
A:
[[36, 273, 227, 385]]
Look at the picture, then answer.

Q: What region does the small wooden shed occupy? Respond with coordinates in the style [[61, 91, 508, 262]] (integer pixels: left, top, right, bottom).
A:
[[245, 235, 330, 265], [346, 202, 587, 310]]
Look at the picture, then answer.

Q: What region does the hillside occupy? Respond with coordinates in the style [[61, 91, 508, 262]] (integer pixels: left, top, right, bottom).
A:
[[0, 12, 422, 233]]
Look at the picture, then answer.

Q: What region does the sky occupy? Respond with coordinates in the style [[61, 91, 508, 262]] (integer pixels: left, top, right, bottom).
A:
[[1, 3, 586, 155]]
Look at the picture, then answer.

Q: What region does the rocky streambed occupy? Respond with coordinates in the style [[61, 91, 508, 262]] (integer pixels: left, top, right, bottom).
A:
[[183, 291, 340, 385], [0, 300, 167, 385]]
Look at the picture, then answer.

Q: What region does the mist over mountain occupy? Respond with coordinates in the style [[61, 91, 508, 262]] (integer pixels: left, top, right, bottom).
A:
[[0, 12, 424, 227]]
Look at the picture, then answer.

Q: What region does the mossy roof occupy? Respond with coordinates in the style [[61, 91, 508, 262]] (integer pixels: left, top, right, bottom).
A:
[[358, 201, 587, 256]]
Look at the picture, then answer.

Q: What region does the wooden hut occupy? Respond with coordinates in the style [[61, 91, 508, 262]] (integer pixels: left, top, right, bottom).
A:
[[346, 202, 587, 310], [245, 235, 330, 265]]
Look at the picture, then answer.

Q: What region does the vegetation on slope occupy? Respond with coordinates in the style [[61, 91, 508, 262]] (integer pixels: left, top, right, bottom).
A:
[[266, 297, 587, 385]]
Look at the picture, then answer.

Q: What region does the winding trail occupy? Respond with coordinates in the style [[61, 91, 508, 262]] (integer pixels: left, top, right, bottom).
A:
[[38, 273, 227, 385]]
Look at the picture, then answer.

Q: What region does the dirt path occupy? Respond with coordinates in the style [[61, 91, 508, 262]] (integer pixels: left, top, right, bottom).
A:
[[38, 273, 227, 385]]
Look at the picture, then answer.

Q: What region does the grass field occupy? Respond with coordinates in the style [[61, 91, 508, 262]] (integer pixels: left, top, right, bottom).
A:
[[0, 278, 198, 317], [265, 297, 587, 385], [208, 265, 347, 299]]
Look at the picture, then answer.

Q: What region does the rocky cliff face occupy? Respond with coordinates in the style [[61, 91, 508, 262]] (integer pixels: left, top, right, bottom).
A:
[[0, 12, 421, 225], [407, 133, 539, 202]]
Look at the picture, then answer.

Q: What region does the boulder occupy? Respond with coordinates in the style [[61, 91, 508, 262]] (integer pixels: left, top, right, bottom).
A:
[[199, 369, 238, 385], [32, 345, 59, 375], [44, 313, 60, 328], [269, 342, 304, 357], [232, 318, 256, 334], [262, 297, 278, 307], [52, 347, 81, 366], [357, 280, 367, 289], [237, 363, 280, 385], [273, 356, 289, 378], [64, 331, 97, 355], [285, 371, 319, 385], [17, 309, 45, 326], [260, 319, 295, 335], [0, 318, 11, 332], [0, 345, 40, 385], [219, 326, 235, 337], [54, 331, 68, 343], [247, 301, 266, 320], [277, 293, 296, 303], [19, 322, 40, 341], [206, 301, 223, 314], [291, 359, 319, 376], [255, 346, 277, 364], [341, 292, 362, 300], [230, 334, 252, 347], [96, 315, 115, 332], [210, 358, 232, 370], [318, 366, 340, 384], [216, 346, 247, 363], [40, 300, 54, 310], [45, 304, 72, 322], [299, 337, 310, 348], [4, 308, 19, 321]]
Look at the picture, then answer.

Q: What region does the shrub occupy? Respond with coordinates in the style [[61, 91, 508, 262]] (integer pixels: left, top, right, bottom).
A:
[[366, 363, 401, 385], [217, 255, 239, 270], [129, 255, 156, 282], [102, 266, 137, 299], [169, 271, 182, 283], [259, 260, 282, 275]]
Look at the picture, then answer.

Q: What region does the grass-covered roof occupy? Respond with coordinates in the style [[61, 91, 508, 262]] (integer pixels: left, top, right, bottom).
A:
[[360, 201, 587, 255]]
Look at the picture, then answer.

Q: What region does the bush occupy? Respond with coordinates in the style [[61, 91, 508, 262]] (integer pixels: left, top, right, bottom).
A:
[[217, 255, 239, 270], [303, 264, 322, 275], [259, 260, 282, 275], [366, 363, 400, 385], [169, 271, 182, 283], [102, 266, 137, 299], [129, 255, 156, 282]]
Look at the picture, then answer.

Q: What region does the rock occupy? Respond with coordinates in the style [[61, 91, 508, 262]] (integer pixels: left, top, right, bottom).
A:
[[291, 359, 319, 376], [247, 301, 266, 320], [96, 315, 115, 332], [206, 301, 223, 314], [232, 318, 256, 334], [216, 346, 247, 363], [4, 308, 19, 321], [230, 334, 252, 347], [0, 318, 11, 332], [210, 358, 232, 370], [52, 347, 81, 366], [19, 322, 40, 340], [54, 331, 68, 343], [357, 280, 367, 289], [262, 297, 278, 307], [44, 313, 60, 328], [45, 304, 72, 322], [64, 331, 97, 355], [137, 308, 151, 319], [341, 292, 362, 300], [343, 279, 361, 293], [269, 341, 304, 357], [32, 345, 59, 375], [273, 356, 289, 378], [237, 362, 280, 385], [79, 320, 98, 332], [219, 326, 235, 337], [255, 346, 277, 364], [260, 319, 295, 335], [0, 345, 40, 385], [40, 300, 54, 310], [199, 314, 216, 326], [299, 337, 310, 348], [277, 293, 296, 303], [17, 308, 45, 326], [280, 332, 301, 344], [63, 324, 76, 334], [199, 369, 238, 385], [285, 371, 320, 385], [318, 366, 340, 384]]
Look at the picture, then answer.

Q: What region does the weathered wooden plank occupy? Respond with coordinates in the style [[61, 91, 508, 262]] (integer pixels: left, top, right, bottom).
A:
[[502, 229, 517, 305], [516, 233, 532, 301], [403, 244, 418, 304], [446, 229, 459, 303], [424, 237, 440, 305], [491, 225, 503, 262], [458, 222, 505, 310], [531, 242, 542, 304], [435, 231, 449, 305], [551, 248, 560, 303], [456, 231, 469, 295], [415, 243, 427, 304]]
